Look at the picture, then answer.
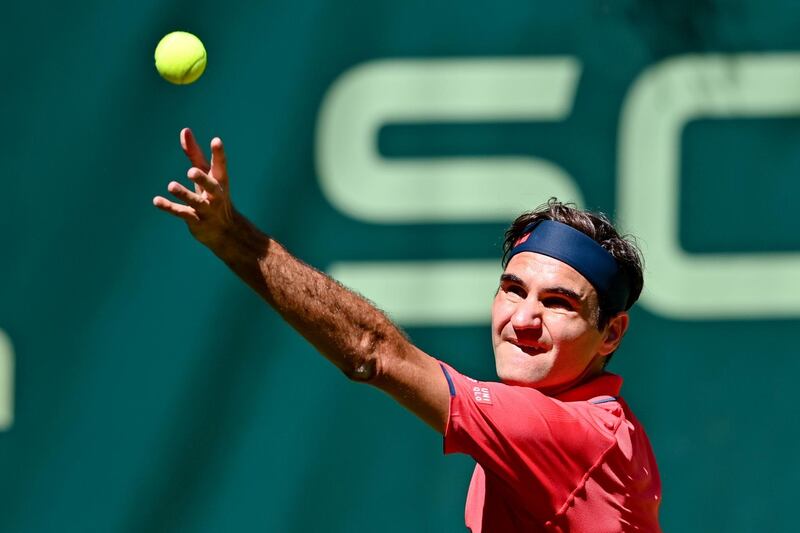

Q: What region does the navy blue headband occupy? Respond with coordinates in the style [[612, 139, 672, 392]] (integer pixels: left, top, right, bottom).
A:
[[507, 220, 630, 313]]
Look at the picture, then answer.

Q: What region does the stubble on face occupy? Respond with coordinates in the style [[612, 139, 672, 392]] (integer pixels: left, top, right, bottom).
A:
[[491, 253, 607, 392]]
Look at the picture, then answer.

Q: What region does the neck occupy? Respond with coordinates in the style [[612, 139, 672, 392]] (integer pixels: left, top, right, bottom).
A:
[[537, 355, 606, 397]]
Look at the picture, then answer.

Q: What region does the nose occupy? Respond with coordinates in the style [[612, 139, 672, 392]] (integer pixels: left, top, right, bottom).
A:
[[510, 297, 543, 330]]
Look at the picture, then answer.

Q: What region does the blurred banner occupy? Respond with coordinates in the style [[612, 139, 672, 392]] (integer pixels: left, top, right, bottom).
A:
[[2, 1, 800, 531]]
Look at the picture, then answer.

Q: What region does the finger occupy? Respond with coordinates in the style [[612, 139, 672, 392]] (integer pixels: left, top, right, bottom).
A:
[[209, 137, 229, 186], [188, 167, 223, 196], [180, 128, 210, 172], [167, 180, 204, 207], [153, 196, 200, 222]]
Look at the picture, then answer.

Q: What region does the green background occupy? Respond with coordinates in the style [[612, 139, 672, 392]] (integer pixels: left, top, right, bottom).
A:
[[3, 1, 800, 531]]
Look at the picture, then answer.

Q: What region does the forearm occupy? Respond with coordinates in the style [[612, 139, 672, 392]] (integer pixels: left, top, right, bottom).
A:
[[207, 211, 407, 380], [155, 129, 449, 431]]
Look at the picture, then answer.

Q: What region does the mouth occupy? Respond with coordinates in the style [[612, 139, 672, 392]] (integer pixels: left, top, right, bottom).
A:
[[508, 340, 548, 356]]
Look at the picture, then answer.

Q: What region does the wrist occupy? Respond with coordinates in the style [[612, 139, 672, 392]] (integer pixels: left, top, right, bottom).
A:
[[207, 210, 270, 262]]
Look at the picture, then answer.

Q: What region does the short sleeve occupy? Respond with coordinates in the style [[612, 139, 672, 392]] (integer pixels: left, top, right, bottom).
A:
[[439, 362, 617, 515]]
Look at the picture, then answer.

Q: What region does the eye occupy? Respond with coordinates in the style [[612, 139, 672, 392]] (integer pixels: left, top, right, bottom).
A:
[[503, 284, 526, 299], [543, 297, 575, 311]]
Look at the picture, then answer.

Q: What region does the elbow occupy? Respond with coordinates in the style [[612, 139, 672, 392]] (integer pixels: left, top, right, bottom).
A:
[[344, 357, 380, 383], [341, 327, 398, 384]]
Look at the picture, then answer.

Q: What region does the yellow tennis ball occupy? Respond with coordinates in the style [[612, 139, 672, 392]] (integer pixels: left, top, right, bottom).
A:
[[154, 31, 207, 85]]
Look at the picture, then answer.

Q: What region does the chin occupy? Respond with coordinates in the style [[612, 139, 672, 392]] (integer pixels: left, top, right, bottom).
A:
[[498, 371, 549, 388], [495, 354, 552, 387]]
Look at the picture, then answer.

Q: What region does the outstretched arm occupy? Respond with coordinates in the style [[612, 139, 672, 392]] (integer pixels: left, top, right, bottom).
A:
[[153, 128, 450, 433]]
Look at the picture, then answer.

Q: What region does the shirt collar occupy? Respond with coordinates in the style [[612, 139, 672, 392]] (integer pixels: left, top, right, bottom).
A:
[[554, 372, 623, 402]]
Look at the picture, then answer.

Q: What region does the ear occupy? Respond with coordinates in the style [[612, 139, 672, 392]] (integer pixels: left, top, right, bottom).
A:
[[598, 312, 629, 356]]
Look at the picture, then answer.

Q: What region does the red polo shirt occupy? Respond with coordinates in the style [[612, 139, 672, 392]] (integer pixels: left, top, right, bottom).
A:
[[439, 362, 661, 532]]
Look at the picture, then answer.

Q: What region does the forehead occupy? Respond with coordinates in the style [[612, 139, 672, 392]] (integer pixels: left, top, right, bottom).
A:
[[504, 252, 596, 297]]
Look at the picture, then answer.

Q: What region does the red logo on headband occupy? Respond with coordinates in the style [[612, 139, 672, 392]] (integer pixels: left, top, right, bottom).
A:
[[514, 233, 531, 247]]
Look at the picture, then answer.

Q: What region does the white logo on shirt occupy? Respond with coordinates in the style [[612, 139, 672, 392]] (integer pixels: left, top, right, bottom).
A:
[[473, 386, 492, 405]]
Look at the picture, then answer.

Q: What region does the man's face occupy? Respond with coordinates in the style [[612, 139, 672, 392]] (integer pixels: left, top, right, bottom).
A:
[[491, 252, 625, 391]]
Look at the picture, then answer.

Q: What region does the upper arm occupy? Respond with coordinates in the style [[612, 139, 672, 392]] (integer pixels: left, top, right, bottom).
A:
[[372, 343, 452, 434]]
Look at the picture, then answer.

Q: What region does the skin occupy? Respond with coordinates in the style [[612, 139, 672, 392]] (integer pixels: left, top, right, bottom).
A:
[[493, 253, 628, 395], [153, 128, 629, 434]]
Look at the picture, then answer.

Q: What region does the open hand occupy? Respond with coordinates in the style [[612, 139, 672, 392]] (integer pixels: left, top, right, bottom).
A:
[[153, 128, 236, 248]]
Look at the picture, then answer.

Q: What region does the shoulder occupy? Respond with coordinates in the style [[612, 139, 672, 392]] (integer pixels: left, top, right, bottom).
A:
[[441, 362, 618, 442]]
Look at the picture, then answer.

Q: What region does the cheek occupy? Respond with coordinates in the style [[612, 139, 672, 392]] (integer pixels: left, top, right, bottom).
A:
[[491, 299, 512, 336], [492, 296, 515, 327], [546, 316, 598, 345]]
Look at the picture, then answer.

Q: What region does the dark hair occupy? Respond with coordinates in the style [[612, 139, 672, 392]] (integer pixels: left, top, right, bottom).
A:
[[502, 198, 644, 330]]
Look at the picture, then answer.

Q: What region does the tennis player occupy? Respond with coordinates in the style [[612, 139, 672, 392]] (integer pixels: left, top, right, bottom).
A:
[[154, 129, 661, 532]]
